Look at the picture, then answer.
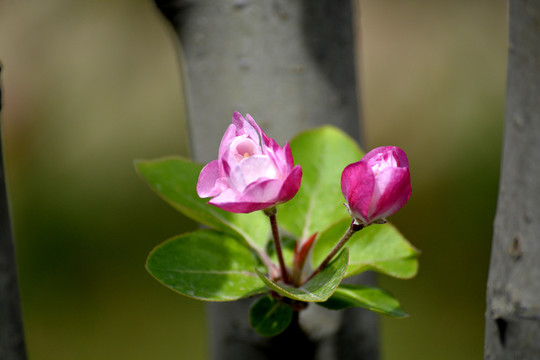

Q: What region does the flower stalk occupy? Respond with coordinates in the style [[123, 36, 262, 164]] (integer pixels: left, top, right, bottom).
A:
[[264, 207, 291, 284], [303, 221, 363, 285]]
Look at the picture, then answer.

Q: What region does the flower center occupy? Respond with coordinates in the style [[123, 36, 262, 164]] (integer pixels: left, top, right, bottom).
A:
[[232, 138, 259, 162]]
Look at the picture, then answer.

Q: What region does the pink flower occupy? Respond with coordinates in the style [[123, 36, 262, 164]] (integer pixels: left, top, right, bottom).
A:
[[341, 146, 411, 225], [197, 112, 302, 213]]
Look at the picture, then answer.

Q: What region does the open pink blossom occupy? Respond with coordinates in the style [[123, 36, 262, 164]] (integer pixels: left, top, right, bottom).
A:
[[341, 146, 411, 225], [197, 112, 302, 213]]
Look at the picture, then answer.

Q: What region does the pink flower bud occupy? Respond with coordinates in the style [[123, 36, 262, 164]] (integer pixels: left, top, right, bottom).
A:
[[341, 146, 411, 225], [197, 112, 302, 213]]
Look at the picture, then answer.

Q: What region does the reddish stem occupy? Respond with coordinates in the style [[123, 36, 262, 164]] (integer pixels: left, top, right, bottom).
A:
[[264, 207, 291, 284], [303, 221, 363, 284]]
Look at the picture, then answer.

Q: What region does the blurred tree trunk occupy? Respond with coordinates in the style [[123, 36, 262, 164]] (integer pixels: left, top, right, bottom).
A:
[[0, 66, 27, 360], [484, 1, 540, 358], [153, 1, 378, 359]]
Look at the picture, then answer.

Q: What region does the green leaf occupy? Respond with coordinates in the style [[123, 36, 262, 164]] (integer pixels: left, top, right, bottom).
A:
[[146, 229, 266, 301], [249, 295, 293, 337], [256, 248, 349, 302], [278, 126, 363, 240], [135, 157, 270, 252], [312, 219, 419, 279], [318, 284, 408, 318]]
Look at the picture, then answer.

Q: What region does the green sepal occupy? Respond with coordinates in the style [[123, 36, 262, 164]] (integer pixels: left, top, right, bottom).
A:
[[318, 284, 408, 318], [135, 157, 270, 252], [278, 126, 363, 240], [146, 229, 266, 301], [256, 248, 349, 302], [312, 219, 419, 279], [249, 295, 293, 337]]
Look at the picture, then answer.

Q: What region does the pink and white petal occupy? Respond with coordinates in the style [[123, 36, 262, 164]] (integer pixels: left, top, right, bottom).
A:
[[236, 201, 276, 213], [245, 113, 262, 132], [363, 146, 409, 169], [197, 160, 223, 198], [244, 113, 264, 135], [268, 142, 291, 176], [369, 168, 411, 220], [369, 166, 400, 206], [261, 131, 273, 149], [208, 188, 241, 210], [220, 147, 233, 176], [277, 165, 302, 203], [265, 136, 282, 156], [232, 111, 247, 130], [221, 137, 237, 165], [362, 146, 394, 164], [237, 155, 279, 185], [240, 113, 263, 146], [392, 146, 409, 168], [341, 161, 375, 223], [240, 178, 283, 204], [218, 124, 238, 160], [228, 164, 246, 192], [211, 200, 274, 213], [221, 156, 231, 177], [214, 177, 230, 194], [228, 155, 275, 192], [282, 142, 295, 171], [246, 114, 282, 153]]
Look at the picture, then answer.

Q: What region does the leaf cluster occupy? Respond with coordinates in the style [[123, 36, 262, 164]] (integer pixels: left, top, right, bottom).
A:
[[136, 126, 419, 336]]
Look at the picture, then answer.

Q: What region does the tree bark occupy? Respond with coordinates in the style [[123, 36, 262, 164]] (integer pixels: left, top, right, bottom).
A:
[[0, 65, 28, 359], [484, 1, 540, 358], [152, 1, 377, 359]]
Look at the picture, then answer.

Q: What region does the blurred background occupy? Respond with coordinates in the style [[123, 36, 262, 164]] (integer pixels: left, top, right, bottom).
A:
[[0, 0, 506, 359]]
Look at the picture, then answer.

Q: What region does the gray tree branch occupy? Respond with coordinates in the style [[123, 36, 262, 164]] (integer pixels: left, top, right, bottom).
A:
[[152, 1, 377, 359], [484, 1, 540, 358], [0, 64, 28, 359]]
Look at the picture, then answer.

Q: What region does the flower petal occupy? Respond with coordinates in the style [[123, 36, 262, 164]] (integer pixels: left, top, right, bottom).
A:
[[218, 124, 238, 162], [235, 112, 262, 147], [229, 155, 279, 192], [282, 141, 295, 172], [209, 186, 275, 213], [277, 165, 302, 204], [363, 146, 409, 169], [369, 168, 411, 220], [197, 160, 222, 198], [241, 178, 283, 204], [245, 113, 270, 148], [212, 201, 275, 213], [198, 111, 303, 213], [341, 161, 375, 224]]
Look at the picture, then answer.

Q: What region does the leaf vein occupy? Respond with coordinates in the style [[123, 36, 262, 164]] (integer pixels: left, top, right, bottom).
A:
[[153, 268, 259, 277]]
